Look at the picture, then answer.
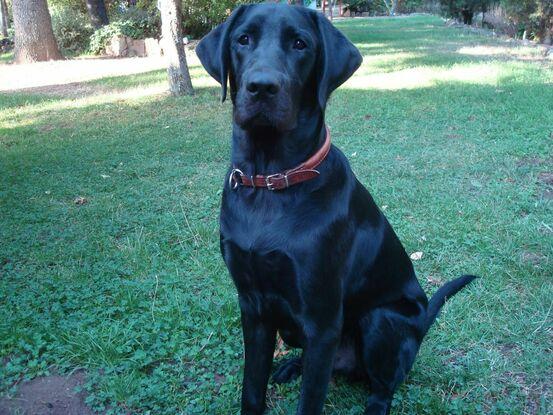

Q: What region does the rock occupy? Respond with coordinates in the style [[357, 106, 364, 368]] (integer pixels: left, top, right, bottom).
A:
[[128, 38, 145, 57], [105, 35, 130, 57], [145, 37, 163, 57], [105, 35, 151, 58]]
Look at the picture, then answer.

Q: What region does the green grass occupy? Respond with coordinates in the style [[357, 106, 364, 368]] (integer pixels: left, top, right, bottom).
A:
[[1, 15, 552, 414]]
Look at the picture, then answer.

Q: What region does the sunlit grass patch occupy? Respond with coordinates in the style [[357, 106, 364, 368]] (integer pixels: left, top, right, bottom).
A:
[[457, 44, 550, 60], [346, 62, 503, 90]]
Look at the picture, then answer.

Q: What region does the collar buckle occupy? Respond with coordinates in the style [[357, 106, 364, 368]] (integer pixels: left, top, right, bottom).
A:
[[265, 173, 288, 191]]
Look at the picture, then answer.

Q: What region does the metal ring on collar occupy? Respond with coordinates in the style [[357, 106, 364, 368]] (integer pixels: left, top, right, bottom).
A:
[[229, 168, 244, 190]]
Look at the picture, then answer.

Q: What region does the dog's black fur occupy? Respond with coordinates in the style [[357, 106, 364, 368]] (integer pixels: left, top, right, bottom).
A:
[[197, 4, 476, 414]]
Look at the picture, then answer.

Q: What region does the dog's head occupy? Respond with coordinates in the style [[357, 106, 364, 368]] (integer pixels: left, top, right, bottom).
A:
[[196, 4, 362, 133]]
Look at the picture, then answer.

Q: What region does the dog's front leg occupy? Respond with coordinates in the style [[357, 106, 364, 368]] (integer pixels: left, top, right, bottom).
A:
[[296, 327, 340, 415], [239, 305, 276, 415]]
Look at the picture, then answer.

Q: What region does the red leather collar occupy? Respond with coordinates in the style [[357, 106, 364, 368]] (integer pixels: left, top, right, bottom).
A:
[[229, 126, 331, 191]]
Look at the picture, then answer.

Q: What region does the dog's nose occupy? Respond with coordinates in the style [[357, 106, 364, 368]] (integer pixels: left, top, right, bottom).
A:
[[246, 74, 280, 97]]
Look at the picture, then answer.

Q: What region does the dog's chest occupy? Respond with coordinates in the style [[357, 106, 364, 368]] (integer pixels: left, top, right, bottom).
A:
[[220, 193, 306, 313]]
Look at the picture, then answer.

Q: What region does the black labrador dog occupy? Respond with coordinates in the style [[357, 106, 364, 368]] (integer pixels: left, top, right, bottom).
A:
[[197, 4, 476, 414]]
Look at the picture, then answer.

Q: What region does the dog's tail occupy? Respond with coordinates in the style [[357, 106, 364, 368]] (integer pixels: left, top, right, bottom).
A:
[[425, 274, 477, 331]]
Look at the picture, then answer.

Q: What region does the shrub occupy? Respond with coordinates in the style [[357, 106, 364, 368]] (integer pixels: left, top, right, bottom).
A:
[[344, 0, 388, 15], [113, 6, 161, 39], [397, 0, 425, 13], [501, 0, 552, 43], [438, 0, 496, 24], [89, 7, 160, 54], [181, 0, 262, 39], [50, 5, 94, 53]]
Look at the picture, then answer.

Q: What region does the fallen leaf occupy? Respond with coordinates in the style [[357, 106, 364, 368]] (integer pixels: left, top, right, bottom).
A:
[[273, 333, 291, 358], [470, 179, 482, 188], [74, 197, 88, 205], [410, 252, 423, 261], [426, 275, 443, 286]]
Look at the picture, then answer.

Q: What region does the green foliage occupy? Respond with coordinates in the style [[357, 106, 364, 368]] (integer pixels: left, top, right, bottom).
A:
[[439, 0, 496, 18], [48, 0, 88, 14], [1, 15, 552, 415], [436, 0, 552, 43], [50, 5, 94, 53], [113, 6, 160, 38], [501, 0, 552, 42], [89, 7, 160, 54], [397, 0, 425, 13], [89, 24, 119, 55], [181, 0, 261, 39], [344, 0, 426, 15], [0, 27, 14, 43], [344, 0, 388, 15]]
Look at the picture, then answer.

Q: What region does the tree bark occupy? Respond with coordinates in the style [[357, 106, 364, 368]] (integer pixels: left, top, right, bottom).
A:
[[13, 0, 62, 63], [160, 0, 193, 96], [85, 0, 109, 29], [383, 0, 397, 16], [538, 1, 552, 45], [0, 0, 9, 38], [461, 8, 474, 25]]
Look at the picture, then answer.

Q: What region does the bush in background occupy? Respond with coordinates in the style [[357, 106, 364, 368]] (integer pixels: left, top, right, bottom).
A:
[[397, 0, 425, 13], [181, 0, 261, 39], [50, 5, 93, 53], [344, 1, 426, 16], [89, 6, 160, 54], [438, 0, 496, 24], [501, 0, 552, 43]]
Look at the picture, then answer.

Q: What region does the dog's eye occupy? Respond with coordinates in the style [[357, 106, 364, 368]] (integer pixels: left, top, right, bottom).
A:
[[293, 39, 307, 50], [238, 35, 250, 46]]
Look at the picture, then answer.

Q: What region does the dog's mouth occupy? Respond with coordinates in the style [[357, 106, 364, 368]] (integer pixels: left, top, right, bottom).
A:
[[234, 98, 297, 133], [247, 112, 275, 128]]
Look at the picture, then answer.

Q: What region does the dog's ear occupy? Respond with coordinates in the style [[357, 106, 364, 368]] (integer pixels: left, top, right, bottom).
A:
[[314, 13, 362, 110], [196, 6, 248, 102]]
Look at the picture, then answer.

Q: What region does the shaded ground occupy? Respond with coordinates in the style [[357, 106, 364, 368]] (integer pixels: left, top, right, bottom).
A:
[[0, 372, 92, 415]]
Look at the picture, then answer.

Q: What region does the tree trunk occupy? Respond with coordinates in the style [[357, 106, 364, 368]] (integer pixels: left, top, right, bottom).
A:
[[383, 0, 396, 16], [0, 0, 9, 38], [461, 8, 474, 25], [537, 2, 552, 45], [13, 0, 62, 63], [85, 0, 109, 29], [160, 0, 193, 96]]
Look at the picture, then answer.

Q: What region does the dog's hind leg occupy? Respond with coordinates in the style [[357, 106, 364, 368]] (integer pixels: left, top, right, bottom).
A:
[[272, 356, 302, 384], [359, 306, 423, 415]]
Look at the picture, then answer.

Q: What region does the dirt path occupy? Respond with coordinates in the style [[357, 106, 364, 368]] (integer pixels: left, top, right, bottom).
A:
[[0, 56, 166, 93], [0, 371, 93, 415]]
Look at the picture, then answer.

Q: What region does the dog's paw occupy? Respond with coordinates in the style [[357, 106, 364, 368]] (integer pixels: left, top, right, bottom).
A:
[[272, 357, 302, 384]]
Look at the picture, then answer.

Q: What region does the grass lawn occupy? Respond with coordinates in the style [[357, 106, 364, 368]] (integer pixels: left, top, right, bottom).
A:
[[1, 15, 552, 414]]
